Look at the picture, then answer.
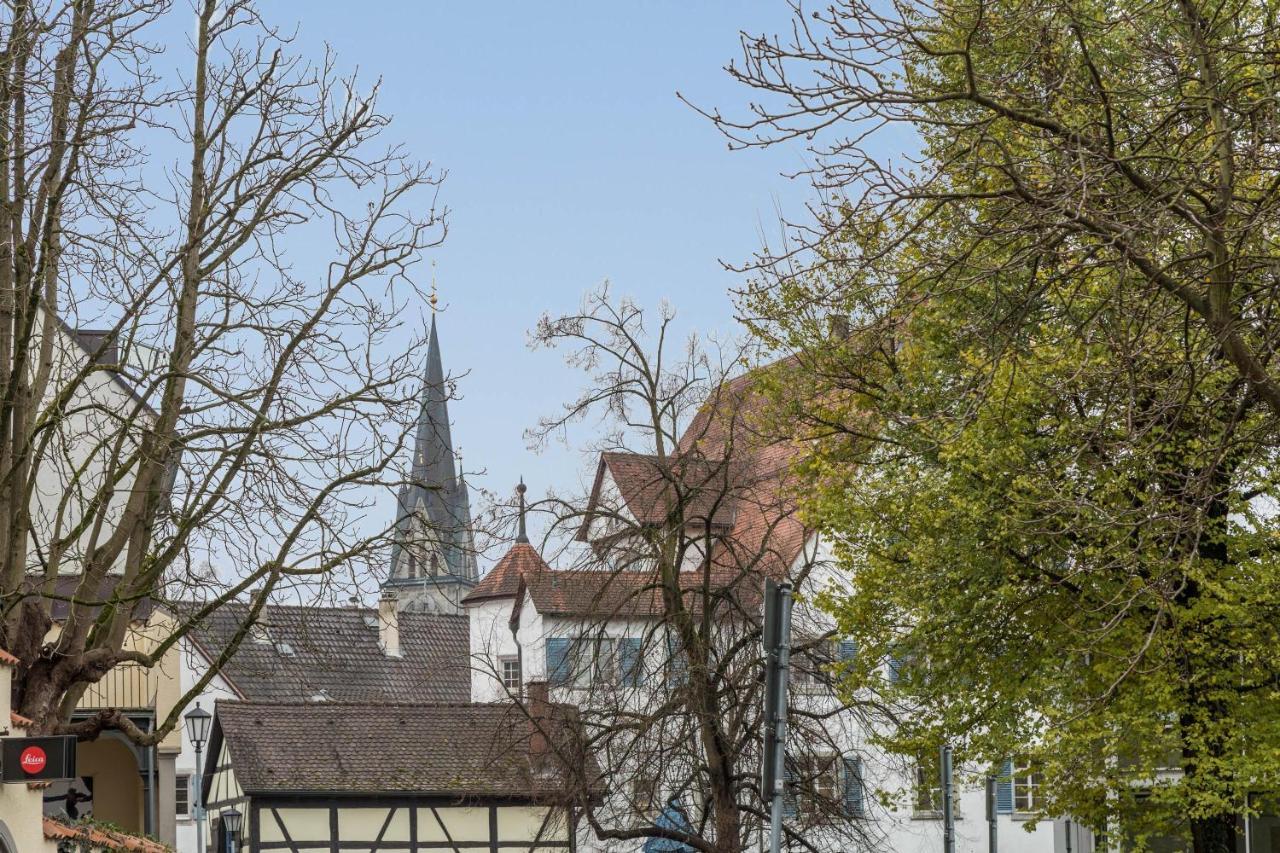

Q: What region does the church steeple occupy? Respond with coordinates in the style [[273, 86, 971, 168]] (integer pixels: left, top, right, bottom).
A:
[[386, 315, 477, 613]]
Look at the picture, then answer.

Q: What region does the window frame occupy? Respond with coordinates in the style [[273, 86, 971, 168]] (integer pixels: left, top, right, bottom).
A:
[[630, 774, 659, 828], [1011, 758, 1043, 814], [175, 773, 191, 819], [913, 752, 944, 817], [499, 656, 522, 693], [800, 753, 841, 817]]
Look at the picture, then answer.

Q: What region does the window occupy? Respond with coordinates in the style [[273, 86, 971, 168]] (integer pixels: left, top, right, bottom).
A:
[[914, 751, 943, 815], [791, 640, 844, 690], [631, 775, 658, 826], [594, 638, 618, 684], [571, 638, 621, 687], [175, 774, 190, 818], [785, 754, 865, 821], [1012, 758, 1043, 813], [500, 656, 521, 692], [548, 637, 642, 688], [798, 754, 840, 816]]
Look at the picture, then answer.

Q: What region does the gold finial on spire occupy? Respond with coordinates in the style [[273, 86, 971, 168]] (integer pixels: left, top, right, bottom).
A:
[[429, 260, 439, 312]]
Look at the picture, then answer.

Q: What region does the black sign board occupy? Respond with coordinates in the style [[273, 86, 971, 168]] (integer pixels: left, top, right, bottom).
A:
[[2, 735, 77, 783], [761, 579, 792, 802]]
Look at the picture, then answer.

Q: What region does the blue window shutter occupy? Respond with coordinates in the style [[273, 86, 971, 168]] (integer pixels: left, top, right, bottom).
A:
[[996, 759, 1013, 814], [886, 654, 902, 684], [843, 756, 865, 818], [838, 639, 858, 662], [547, 638, 571, 686], [620, 638, 643, 686], [667, 635, 686, 686], [782, 759, 797, 820]]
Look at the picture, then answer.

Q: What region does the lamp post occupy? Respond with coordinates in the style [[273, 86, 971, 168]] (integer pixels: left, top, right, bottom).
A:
[[185, 703, 212, 853], [221, 807, 243, 852]]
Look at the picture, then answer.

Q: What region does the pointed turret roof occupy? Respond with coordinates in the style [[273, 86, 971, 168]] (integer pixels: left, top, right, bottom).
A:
[[387, 317, 476, 586], [462, 542, 549, 605], [462, 481, 548, 605]]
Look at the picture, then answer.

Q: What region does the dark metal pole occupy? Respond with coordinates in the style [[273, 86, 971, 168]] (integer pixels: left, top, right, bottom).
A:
[[194, 742, 204, 853], [941, 745, 955, 853], [768, 584, 793, 853], [985, 775, 998, 852]]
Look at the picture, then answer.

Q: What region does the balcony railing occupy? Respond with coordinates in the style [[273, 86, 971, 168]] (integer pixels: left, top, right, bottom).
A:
[[78, 662, 154, 710]]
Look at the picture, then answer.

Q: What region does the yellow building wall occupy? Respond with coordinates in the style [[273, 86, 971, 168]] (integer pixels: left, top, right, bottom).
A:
[[76, 736, 143, 833]]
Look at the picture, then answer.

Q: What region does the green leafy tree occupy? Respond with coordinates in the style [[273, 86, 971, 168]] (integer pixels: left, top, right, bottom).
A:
[[706, 1, 1280, 851]]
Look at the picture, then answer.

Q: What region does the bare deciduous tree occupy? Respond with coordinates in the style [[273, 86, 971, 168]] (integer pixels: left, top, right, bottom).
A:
[[0, 0, 444, 742], [487, 287, 880, 853]]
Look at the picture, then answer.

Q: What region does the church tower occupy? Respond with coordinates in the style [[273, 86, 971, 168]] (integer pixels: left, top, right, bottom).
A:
[[384, 315, 477, 613]]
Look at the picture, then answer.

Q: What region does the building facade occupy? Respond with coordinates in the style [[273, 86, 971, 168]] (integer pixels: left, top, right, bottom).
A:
[[200, 697, 581, 853]]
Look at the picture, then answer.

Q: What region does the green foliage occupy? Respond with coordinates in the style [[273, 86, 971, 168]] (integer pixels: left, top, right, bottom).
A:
[[730, 0, 1280, 844]]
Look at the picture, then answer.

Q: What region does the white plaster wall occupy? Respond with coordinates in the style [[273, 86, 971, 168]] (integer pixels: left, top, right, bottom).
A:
[[174, 637, 242, 853], [29, 310, 149, 577], [475, 531, 1079, 853], [468, 597, 523, 702]]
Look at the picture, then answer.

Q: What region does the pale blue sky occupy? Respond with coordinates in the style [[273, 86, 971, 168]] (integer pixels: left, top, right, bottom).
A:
[[288, 2, 817, 547]]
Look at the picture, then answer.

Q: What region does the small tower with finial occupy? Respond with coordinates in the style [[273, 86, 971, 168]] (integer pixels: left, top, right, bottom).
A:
[[515, 478, 529, 544]]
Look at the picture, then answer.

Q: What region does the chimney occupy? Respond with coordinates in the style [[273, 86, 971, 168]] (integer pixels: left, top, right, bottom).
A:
[[827, 314, 851, 341], [378, 595, 401, 658], [525, 679, 549, 756]]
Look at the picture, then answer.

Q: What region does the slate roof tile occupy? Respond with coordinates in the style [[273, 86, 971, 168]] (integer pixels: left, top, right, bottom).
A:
[[215, 700, 582, 800], [182, 603, 469, 703]]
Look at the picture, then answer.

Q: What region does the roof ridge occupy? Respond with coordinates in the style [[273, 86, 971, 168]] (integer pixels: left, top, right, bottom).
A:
[[221, 699, 518, 709]]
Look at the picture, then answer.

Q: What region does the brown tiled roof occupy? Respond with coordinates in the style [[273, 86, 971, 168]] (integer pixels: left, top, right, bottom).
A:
[[578, 453, 738, 542], [44, 817, 172, 852], [462, 543, 549, 604], [213, 700, 582, 800], [181, 603, 469, 703], [19, 573, 154, 622], [491, 361, 812, 622], [573, 361, 812, 598]]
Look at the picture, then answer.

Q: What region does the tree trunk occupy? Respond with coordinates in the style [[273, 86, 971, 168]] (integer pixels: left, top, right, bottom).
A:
[[1190, 813, 1237, 853]]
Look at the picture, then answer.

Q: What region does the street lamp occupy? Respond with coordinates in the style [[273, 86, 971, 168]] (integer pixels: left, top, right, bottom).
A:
[[221, 807, 243, 852], [185, 703, 213, 853]]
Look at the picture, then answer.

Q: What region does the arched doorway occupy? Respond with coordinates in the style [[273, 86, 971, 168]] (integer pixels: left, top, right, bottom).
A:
[[76, 733, 143, 832]]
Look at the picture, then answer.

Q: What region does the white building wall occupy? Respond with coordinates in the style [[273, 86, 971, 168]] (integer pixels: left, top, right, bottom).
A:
[[30, 310, 149, 578], [174, 638, 241, 853], [466, 532, 1090, 853]]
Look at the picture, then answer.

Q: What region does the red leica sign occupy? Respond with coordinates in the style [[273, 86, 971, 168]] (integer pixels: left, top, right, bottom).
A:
[[18, 746, 46, 774], [2, 736, 75, 783]]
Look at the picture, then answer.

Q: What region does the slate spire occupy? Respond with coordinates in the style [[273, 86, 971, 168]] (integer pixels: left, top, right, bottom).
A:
[[386, 315, 477, 608]]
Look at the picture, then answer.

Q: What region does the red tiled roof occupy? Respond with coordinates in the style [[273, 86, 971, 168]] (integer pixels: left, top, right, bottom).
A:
[[10, 711, 33, 728], [578, 453, 737, 541], [463, 543, 550, 604], [512, 361, 815, 621], [0, 648, 19, 666], [44, 817, 172, 852]]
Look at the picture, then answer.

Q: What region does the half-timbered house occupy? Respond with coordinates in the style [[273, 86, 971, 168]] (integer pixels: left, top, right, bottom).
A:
[[202, 690, 584, 853]]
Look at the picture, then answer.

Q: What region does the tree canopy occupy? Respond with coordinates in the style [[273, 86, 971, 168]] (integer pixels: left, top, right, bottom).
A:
[[713, 1, 1280, 850]]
